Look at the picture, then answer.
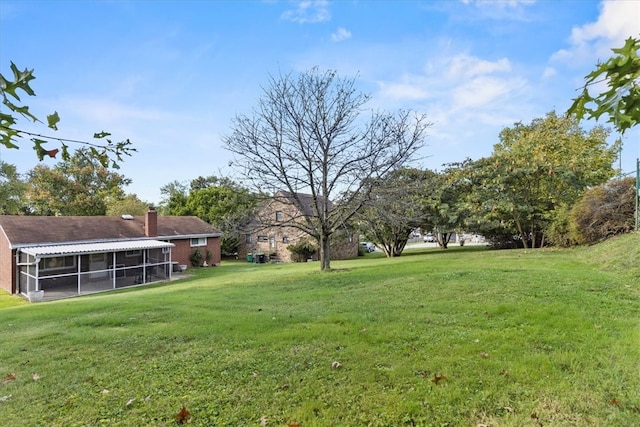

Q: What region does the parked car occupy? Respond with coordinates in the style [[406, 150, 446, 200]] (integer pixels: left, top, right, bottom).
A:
[[423, 233, 435, 242], [360, 242, 376, 252]]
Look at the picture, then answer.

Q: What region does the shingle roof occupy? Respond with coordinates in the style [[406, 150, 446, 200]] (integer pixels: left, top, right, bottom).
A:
[[275, 191, 332, 217], [0, 215, 221, 248]]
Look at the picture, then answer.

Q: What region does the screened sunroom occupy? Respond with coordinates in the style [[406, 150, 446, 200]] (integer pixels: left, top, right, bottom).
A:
[[17, 240, 174, 302]]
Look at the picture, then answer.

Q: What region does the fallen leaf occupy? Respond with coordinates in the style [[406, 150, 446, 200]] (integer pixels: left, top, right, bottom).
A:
[[531, 412, 538, 420], [0, 395, 11, 402], [610, 398, 620, 406], [175, 404, 191, 424], [101, 389, 110, 394], [500, 370, 509, 377], [480, 352, 489, 358], [31, 373, 40, 381], [360, 327, 367, 333], [288, 423, 300, 427], [431, 373, 447, 385], [252, 372, 260, 378], [125, 398, 135, 407], [260, 415, 268, 426], [503, 406, 513, 413], [331, 361, 342, 369], [1, 373, 16, 385]]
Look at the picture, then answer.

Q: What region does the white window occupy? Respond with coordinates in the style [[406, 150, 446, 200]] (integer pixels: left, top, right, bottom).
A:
[[257, 236, 268, 242], [245, 234, 253, 243], [275, 211, 284, 222], [190, 237, 207, 247]]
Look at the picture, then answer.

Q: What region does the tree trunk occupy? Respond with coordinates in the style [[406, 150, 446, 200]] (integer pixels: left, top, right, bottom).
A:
[[319, 233, 331, 271], [514, 216, 529, 249]]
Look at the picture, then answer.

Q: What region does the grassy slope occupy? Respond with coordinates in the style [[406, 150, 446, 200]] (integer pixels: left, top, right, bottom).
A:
[[0, 237, 638, 426]]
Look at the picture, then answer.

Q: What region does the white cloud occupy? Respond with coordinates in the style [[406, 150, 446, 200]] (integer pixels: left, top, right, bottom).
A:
[[459, 0, 537, 21], [447, 55, 511, 79], [541, 67, 556, 79], [378, 81, 430, 100], [281, 0, 330, 23], [552, 0, 640, 65], [331, 27, 351, 42], [451, 75, 525, 111], [462, 0, 536, 7]]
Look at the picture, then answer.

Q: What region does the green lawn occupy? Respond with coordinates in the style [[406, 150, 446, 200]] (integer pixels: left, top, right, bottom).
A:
[[0, 235, 639, 426]]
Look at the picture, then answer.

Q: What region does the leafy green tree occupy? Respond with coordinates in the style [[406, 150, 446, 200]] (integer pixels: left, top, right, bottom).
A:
[[161, 175, 257, 255], [26, 148, 130, 215], [357, 168, 436, 257], [1, 62, 134, 167], [106, 194, 151, 216], [159, 180, 190, 216], [463, 112, 618, 248], [420, 166, 472, 249], [0, 161, 27, 214], [568, 36, 640, 134], [184, 184, 257, 255], [224, 67, 430, 271]]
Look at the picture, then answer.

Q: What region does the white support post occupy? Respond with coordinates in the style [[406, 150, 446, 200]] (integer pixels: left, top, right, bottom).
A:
[[35, 256, 40, 292], [143, 249, 147, 284], [77, 255, 81, 295]]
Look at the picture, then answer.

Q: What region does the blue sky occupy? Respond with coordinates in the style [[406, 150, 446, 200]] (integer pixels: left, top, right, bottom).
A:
[[1, 0, 639, 205]]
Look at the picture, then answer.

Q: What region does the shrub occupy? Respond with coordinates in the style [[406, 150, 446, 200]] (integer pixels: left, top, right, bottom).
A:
[[570, 177, 635, 244], [546, 204, 576, 247], [287, 238, 317, 262], [190, 249, 203, 267]]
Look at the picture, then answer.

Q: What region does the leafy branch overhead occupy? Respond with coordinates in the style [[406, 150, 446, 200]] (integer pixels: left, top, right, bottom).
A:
[[568, 36, 640, 134], [0, 62, 135, 168]]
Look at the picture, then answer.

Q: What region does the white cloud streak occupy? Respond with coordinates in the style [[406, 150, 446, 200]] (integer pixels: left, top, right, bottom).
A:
[[331, 27, 351, 42], [552, 0, 640, 65], [281, 0, 330, 23]]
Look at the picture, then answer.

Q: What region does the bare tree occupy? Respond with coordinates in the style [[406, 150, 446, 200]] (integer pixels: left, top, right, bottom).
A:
[[224, 68, 430, 270]]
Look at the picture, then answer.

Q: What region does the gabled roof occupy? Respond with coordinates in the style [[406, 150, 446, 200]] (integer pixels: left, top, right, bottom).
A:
[[0, 215, 221, 248], [275, 191, 332, 217]]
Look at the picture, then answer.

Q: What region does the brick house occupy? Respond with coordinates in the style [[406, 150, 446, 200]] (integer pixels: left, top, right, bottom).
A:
[[237, 191, 358, 263], [0, 210, 221, 301]]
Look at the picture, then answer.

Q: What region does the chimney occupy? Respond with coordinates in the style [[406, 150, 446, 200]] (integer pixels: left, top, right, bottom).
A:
[[145, 208, 158, 237]]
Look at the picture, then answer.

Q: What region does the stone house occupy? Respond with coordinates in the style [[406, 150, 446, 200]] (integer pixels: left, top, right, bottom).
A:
[[237, 191, 358, 263]]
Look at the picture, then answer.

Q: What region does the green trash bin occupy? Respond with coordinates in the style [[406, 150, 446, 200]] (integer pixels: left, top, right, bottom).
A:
[[247, 253, 253, 263]]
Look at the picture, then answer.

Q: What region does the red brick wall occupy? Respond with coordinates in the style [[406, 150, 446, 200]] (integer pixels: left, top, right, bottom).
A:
[[169, 237, 221, 268], [0, 232, 14, 293]]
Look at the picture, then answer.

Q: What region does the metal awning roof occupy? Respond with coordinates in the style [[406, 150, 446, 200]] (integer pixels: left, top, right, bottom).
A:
[[20, 240, 174, 257]]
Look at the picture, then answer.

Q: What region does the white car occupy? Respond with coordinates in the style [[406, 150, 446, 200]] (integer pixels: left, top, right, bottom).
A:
[[423, 233, 435, 242], [360, 242, 376, 252]]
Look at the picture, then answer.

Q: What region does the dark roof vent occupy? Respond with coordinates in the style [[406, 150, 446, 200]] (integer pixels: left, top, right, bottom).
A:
[[121, 214, 134, 220]]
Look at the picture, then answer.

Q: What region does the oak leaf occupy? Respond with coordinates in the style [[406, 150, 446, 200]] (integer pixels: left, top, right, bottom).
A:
[[1, 373, 16, 385], [431, 373, 447, 385], [175, 404, 191, 424]]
